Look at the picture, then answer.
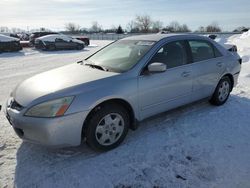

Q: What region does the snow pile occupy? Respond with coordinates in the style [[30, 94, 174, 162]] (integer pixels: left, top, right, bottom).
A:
[[227, 31, 250, 88], [239, 30, 250, 39], [228, 31, 250, 52], [0, 34, 19, 42], [215, 31, 250, 65]]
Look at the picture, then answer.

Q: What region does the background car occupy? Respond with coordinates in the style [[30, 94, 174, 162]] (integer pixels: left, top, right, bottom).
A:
[[17, 33, 30, 41], [35, 34, 85, 51], [74, 36, 90, 46], [0, 34, 22, 53], [29, 31, 58, 45]]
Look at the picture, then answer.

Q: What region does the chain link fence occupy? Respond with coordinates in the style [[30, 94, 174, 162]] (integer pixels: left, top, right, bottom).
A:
[[71, 32, 241, 41]]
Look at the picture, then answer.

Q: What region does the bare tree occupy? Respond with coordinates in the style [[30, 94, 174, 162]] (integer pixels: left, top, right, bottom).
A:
[[164, 21, 190, 33], [65, 22, 80, 33], [197, 26, 206, 32], [152, 20, 163, 33], [90, 21, 102, 33], [179, 24, 190, 32], [206, 22, 221, 32], [126, 20, 140, 33], [0, 26, 10, 33], [126, 20, 135, 32], [127, 17, 192, 33], [135, 14, 152, 33], [169, 21, 181, 32], [11, 27, 23, 33]]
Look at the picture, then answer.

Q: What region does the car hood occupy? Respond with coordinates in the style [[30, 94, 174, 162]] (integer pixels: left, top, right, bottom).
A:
[[72, 38, 84, 44], [13, 63, 119, 106]]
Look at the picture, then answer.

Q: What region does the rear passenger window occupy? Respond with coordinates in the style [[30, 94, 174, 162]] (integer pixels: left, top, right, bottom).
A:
[[188, 40, 214, 62], [213, 46, 223, 57], [150, 41, 187, 69]]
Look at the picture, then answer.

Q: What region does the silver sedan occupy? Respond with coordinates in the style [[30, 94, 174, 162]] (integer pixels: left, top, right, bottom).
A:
[[4, 34, 241, 151]]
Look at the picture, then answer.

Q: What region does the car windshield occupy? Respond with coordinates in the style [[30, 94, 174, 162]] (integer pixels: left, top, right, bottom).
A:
[[86, 40, 155, 72]]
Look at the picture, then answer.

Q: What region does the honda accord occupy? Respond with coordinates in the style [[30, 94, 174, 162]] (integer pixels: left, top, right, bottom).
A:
[[4, 34, 241, 151]]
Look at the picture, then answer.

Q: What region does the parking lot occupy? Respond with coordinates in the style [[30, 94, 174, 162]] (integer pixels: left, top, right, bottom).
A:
[[1, 36, 250, 187]]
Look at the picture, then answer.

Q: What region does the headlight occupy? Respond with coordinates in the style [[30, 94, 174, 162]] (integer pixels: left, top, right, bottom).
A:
[[25, 96, 74, 118]]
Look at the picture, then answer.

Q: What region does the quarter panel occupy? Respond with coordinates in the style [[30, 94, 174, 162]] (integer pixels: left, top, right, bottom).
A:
[[191, 56, 226, 99]]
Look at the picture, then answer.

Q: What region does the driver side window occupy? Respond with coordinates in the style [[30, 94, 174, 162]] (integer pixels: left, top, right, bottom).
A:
[[150, 41, 187, 69]]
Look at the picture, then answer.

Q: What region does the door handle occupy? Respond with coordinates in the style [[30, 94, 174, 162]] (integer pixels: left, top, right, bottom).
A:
[[217, 62, 223, 67], [181, 71, 190, 77]]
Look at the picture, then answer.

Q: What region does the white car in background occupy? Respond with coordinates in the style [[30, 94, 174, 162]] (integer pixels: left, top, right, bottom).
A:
[[34, 34, 85, 51]]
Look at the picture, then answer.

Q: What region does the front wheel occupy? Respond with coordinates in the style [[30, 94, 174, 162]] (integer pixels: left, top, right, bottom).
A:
[[210, 76, 232, 106], [47, 44, 56, 51], [85, 103, 130, 151], [76, 44, 84, 50]]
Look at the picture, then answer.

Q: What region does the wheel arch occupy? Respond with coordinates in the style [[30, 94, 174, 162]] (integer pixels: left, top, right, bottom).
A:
[[81, 98, 137, 139], [221, 73, 234, 91]]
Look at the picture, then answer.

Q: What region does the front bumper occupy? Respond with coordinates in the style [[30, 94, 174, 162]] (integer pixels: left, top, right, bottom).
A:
[[4, 99, 89, 148]]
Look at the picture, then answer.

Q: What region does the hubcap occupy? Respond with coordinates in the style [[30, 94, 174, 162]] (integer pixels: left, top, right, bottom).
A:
[[95, 113, 124, 146], [218, 81, 230, 102]]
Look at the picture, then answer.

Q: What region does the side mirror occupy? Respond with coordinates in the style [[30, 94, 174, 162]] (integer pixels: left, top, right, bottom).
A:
[[148, 62, 167, 73]]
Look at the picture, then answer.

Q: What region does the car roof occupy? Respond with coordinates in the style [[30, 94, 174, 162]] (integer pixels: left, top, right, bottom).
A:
[[32, 31, 58, 34], [121, 33, 208, 42], [37, 34, 68, 41]]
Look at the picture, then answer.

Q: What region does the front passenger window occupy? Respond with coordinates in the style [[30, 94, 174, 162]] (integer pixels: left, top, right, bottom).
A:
[[150, 41, 187, 69]]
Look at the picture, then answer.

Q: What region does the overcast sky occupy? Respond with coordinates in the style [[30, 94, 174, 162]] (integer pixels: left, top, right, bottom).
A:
[[0, 0, 249, 31]]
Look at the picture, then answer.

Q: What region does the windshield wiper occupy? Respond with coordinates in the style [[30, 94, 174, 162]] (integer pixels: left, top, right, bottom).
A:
[[77, 60, 108, 71], [84, 63, 108, 71]]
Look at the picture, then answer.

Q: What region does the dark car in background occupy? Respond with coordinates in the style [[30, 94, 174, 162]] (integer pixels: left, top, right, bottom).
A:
[[74, 36, 90, 46], [35, 34, 85, 51], [0, 34, 22, 53], [29, 31, 58, 45]]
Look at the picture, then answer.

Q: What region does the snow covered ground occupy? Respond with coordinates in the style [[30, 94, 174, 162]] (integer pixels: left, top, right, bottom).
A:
[[0, 34, 250, 187]]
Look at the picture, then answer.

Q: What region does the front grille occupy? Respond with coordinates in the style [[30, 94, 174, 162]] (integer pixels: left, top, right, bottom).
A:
[[10, 100, 24, 111]]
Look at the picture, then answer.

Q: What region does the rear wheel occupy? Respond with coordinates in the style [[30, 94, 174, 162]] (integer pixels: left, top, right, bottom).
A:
[[85, 103, 129, 151], [210, 76, 232, 106]]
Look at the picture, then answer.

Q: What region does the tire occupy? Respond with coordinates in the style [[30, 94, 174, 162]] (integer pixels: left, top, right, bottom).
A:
[[76, 44, 84, 50], [85, 103, 130, 151], [210, 76, 232, 106]]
